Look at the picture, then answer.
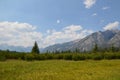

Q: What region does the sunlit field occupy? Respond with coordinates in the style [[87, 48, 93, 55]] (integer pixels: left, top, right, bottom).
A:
[[0, 60, 120, 80]]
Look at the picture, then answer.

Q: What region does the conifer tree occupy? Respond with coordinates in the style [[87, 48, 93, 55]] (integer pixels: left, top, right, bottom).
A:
[[31, 41, 40, 54], [92, 43, 98, 53], [110, 44, 115, 52]]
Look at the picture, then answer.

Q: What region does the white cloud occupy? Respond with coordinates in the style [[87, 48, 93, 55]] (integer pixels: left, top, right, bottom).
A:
[[57, 20, 60, 24], [64, 25, 83, 32], [92, 13, 97, 16], [0, 21, 93, 48], [103, 21, 119, 30], [84, 0, 96, 9], [42, 25, 93, 47], [0, 21, 42, 47], [102, 7, 110, 10]]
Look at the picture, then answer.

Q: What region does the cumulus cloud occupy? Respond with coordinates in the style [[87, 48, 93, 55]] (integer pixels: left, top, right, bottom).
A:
[[63, 25, 83, 32], [42, 25, 93, 47], [84, 0, 96, 9], [0, 21, 93, 48], [0, 21, 42, 47], [103, 21, 119, 30]]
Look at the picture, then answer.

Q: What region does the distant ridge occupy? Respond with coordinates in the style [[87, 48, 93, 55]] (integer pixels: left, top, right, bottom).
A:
[[43, 30, 120, 52], [0, 44, 31, 52], [0, 30, 120, 53]]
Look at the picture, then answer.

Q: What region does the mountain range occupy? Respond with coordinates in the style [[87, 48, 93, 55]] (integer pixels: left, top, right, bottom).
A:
[[42, 30, 120, 52], [0, 30, 120, 52], [0, 44, 31, 52]]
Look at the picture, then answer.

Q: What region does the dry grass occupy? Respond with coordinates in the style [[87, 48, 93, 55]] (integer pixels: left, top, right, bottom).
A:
[[0, 60, 120, 80]]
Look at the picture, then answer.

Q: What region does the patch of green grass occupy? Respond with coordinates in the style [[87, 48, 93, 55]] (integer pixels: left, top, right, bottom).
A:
[[0, 60, 120, 80]]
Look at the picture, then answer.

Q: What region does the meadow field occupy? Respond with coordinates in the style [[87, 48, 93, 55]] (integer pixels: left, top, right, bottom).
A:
[[0, 60, 120, 80]]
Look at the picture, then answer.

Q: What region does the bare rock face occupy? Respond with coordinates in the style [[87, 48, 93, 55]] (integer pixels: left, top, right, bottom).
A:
[[43, 30, 120, 52], [108, 31, 120, 47]]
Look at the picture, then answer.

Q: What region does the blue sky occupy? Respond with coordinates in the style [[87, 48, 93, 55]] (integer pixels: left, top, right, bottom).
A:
[[0, 0, 120, 48]]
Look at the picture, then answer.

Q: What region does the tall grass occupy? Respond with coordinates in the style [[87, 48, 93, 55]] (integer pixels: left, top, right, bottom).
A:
[[0, 60, 120, 80]]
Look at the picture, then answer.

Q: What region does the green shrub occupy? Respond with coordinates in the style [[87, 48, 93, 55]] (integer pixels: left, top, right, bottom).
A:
[[45, 54, 54, 60], [0, 49, 120, 61], [0, 55, 6, 61], [5, 53, 21, 59], [104, 52, 117, 60], [90, 53, 104, 60], [63, 54, 72, 60], [92, 54, 103, 60], [84, 53, 93, 59], [0, 53, 6, 61], [72, 54, 86, 61], [115, 52, 120, 59], [34, 54, 46, 60], [25, 54, 35, 61], [53, 54, 64, 59]]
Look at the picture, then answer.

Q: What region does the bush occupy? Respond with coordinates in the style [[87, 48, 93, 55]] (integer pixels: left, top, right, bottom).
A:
[[45, 54, 54, 60], [0, 53, 6, 61], [25, 54, 35, 61], [63, 54, 72, 60], [90, 53, 104, 60], [0, 55, 6, 61], [104, 52, 116, 60], [0, 49, 120, 61], [115, 52, 120, 59], [72, 54, 86, 61], [34, 54, 47, 60], [92, 54, 103, 60], [54, 54, 64, 59], [5, 53, 20, 59]]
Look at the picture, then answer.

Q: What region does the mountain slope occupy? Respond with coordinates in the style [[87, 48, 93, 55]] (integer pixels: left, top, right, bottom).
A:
[[0, 44, 32, 52], [43, 30, 120, 52]]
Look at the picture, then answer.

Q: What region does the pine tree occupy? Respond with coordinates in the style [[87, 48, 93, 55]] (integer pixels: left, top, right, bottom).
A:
[[92, 43, 98, 53], [75, 48, 79, 53], [109, 44, 115, 52], [31, 41, 40, 54]]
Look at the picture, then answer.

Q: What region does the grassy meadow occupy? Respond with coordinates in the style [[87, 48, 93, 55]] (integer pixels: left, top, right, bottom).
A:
[[0, 60, 120, 80]]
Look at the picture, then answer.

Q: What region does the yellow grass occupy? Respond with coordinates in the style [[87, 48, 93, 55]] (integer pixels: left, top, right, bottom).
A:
[[0, 60, 120, 80]]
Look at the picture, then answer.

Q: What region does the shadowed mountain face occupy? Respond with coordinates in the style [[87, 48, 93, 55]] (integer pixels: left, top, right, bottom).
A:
[[43, 30, 120, 52]]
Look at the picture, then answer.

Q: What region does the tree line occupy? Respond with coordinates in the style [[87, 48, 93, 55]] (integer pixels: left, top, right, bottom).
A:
[[0, 42, 120, 61]]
